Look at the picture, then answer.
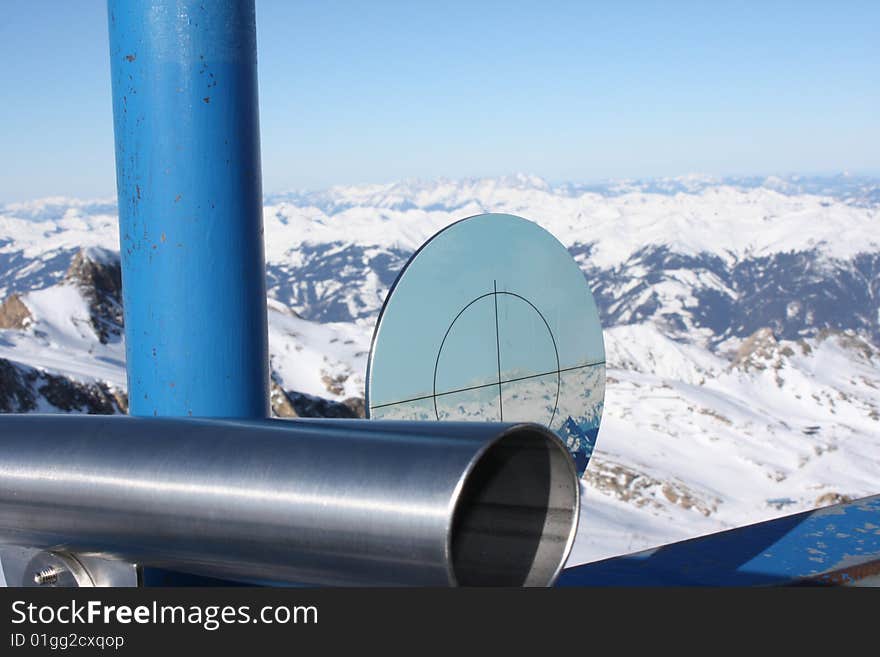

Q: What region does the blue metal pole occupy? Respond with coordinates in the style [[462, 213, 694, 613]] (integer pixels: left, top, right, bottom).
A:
[[107, 0, 269, 418]]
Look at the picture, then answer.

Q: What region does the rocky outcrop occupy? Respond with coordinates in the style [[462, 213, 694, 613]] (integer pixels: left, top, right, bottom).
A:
[[729, 327, 801, 387], [285, 391, 365, 419], [0, 358, 37, 411], [38, 371, 126, 414], [0, 294, 32, 330], [0, 356, 358, 420], [64, 248, 123, 344], [321, 372, 349, 397], [816, 329, 878, 363], [584, 457, 719, 517], [0, 357, 126, 414], [730, 328, 879, 391], [270, 380, 299, 417], [341, 396, 365, 418], [270, 379, 365, 419], [732, 328, 787, 371], [814, 492, 854, 508]]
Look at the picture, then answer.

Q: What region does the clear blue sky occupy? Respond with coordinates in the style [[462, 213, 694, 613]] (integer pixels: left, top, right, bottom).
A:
[[0, 0, 877, 202]]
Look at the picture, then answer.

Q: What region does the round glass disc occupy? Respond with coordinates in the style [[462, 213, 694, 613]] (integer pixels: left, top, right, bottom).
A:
[[366, 213, 605, 475]]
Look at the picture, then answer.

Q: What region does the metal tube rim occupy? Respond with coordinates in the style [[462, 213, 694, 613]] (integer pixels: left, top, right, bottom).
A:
[[444, 422, 581, 587]]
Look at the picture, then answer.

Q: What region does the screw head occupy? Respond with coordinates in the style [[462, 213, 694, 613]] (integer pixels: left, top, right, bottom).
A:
[[33, 566, 62, 585], [23, 552, 92, 587]]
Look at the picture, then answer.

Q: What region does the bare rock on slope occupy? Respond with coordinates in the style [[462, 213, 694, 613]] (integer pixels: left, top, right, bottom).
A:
[[64, 248, 123, 344], [0, 358, 37, 411], [270, 380, 299, 417], [270, 379, 365, 419], [732, 327, 786, 372], [0, 294, 33, 330], [584, 457, 720, 517], [0, 357, 126, 414]]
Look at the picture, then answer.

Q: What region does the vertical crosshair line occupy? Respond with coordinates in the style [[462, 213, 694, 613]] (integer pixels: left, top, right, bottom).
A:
[[493, 280, 503, 421]]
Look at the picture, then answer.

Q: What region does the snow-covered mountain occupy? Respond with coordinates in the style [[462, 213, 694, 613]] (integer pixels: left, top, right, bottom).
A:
[[1, 173, 878, 565]]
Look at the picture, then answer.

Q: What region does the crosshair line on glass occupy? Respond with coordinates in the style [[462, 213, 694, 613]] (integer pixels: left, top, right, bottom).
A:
[[429, 286, 566, 423], [493, 280, 503, 421], [373, 278, 603, 421], [430, 285, 561, 422], [369, 361, 605, 411]]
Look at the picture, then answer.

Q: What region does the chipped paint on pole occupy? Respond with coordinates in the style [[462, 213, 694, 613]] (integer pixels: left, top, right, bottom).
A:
[[107, 0, 269, 418]]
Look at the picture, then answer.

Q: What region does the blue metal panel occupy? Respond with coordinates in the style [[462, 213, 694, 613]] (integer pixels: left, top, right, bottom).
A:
[[107, 0, 268, 417], [558, 495, 880, 586]]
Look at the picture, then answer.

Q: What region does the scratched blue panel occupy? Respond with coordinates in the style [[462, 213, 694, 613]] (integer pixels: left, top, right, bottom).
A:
[[558, 495, 880, 586], [107, 0, 269, 418]]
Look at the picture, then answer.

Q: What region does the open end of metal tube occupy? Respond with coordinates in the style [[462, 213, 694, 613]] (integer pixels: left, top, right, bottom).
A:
[[450, 427, 579, 587]]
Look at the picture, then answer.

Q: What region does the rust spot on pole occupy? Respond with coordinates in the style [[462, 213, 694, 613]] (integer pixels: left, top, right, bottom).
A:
[[124, 54, 136, 62]]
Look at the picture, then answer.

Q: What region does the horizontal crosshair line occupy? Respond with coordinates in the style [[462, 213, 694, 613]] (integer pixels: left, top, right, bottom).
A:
[[369, 360, 606, 410]]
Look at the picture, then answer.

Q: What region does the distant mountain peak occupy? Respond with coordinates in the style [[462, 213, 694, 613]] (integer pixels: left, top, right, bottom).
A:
[[1, 176, 880, 565]]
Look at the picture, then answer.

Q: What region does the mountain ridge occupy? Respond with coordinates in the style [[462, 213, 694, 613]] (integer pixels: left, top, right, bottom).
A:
[[1, 174, 878, 564]]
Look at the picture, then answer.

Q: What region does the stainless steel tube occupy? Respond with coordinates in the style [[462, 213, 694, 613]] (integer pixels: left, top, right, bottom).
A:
[[0, 415, 579, 586]]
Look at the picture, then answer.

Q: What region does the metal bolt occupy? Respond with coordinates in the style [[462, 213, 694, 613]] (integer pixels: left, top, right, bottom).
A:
[[33, 566, 62, 585]]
